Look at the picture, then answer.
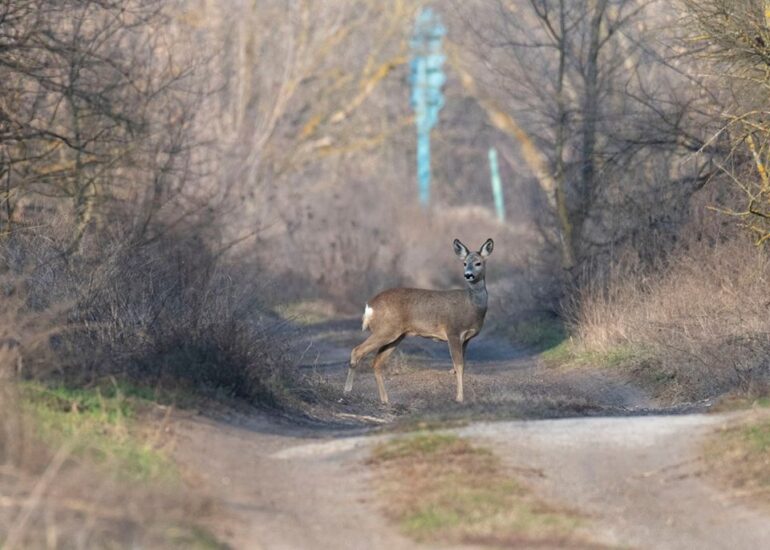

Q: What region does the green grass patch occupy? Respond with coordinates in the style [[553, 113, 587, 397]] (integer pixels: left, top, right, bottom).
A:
[[751, 396, 770, 408], [505, 315, 639, 369], [20, 380, 176, 482], [744, 421, 770, 453], [539, 339, 639, 370], [370, 433, 589, 546], [386, 416, 472, 434], [539, 340, 573, 364], [579, 345, 637, 368], [505, 315, 567, 352], [373, 433, 467, 461]]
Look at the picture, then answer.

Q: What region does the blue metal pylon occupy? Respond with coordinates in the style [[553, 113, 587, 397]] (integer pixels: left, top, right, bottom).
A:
[[488, 148, 505, 222], [409, 7, 446, 207]]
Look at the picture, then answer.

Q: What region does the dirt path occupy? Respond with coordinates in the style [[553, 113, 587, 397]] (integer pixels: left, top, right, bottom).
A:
[[170, 320, 770, 549], [460, 415, 770, 549], [173, 414, 416, 550]]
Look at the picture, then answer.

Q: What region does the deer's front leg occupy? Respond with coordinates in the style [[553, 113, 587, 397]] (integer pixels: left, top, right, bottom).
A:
[[447, 336, 465, 403]]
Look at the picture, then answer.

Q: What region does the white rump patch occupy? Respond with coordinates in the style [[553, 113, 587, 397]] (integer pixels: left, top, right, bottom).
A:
[[362, 304, 374, 331]]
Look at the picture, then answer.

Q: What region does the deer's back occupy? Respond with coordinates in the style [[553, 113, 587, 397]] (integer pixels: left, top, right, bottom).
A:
[[367, 288, 484, 340]]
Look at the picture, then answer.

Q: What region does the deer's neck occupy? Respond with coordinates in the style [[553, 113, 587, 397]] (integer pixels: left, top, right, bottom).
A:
[[465, 278, 488, 313]]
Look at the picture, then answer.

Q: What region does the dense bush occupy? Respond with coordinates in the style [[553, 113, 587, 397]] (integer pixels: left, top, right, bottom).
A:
[[1, 227, 298, 408]]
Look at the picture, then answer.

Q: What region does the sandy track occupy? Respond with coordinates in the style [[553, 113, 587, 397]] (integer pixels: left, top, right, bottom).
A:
[[460, 415, 770, 549], [174, 411, 770, 550], [169, 321, 770, 549], [173, 414, 418, 550]]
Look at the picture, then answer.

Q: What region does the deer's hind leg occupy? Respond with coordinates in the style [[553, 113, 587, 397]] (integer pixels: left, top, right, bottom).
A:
[[344, 332, 401, 394], [371, 336, 404, 404]]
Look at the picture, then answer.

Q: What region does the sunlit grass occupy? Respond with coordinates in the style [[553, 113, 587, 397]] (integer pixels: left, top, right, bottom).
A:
[[504, 315, 640, 371], [539, 340, 573, 363], [373, 433, 463, 461], [743, 421, 770, 453]]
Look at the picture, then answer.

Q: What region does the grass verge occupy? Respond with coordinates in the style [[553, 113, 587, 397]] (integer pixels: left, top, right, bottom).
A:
[[1, 379, 226, 549], [711, 395, 770, 412], [19, 380, 177, 483], [369, 433, 594, 547], [704, 410, 770, 506], [504, 314, 641, 373]]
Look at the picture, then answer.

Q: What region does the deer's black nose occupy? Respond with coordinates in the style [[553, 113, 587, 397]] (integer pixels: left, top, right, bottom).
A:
[[464, 273, 474, 280]]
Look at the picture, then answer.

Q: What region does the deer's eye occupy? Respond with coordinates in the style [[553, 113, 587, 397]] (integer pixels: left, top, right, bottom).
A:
[[475, 262, 481, 267]]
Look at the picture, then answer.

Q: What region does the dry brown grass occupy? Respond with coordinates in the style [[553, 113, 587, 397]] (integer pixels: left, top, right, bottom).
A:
[[568, 237, 770, 401]]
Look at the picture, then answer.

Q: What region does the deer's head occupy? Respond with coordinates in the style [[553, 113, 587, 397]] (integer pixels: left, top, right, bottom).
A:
[[453, 238, 494, 284]]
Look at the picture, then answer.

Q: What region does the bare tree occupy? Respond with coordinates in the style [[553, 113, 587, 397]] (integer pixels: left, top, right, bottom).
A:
[[683, 0, 770, 245], [450, 0, 717, 272], [0, 0, 202, 252]]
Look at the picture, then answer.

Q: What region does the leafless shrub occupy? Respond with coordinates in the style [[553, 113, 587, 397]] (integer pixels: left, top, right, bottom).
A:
[[309, 229, 400, 313], [0, 220, 299, 409], [0, 0, 205, 254], [450, 0, 718, 275]]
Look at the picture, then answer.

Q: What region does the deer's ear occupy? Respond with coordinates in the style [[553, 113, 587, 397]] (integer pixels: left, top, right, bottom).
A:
[[453, 239, 470, 260], [479, 238, 494, 258]]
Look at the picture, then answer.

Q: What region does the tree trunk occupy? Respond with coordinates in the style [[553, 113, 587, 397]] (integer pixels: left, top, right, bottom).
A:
[[554, 0, 576, 270], [576, 0, 608, 261]]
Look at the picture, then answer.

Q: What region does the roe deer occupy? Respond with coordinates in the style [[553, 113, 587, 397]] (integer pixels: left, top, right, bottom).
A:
[[343, 238, 494, 403]]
